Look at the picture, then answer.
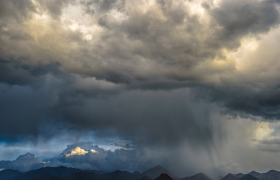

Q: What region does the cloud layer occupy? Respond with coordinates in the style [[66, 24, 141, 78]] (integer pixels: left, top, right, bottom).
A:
[[2, 0, 280, 178], [1, 0, 280, 140], [0, 142, 162, 173]]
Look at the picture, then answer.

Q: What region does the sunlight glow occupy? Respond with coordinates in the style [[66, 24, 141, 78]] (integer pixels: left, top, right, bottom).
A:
[[255, 122, 274, 140], [234, 37, 259, 70], [66, 147, 98, 157], [66, 147, 88, 157], [90, 149, 98, 153]]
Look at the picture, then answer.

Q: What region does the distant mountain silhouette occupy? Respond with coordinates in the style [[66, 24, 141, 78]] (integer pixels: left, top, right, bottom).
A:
[[257, 170, 280, 180], [83, 169, 106, 175], [62, 171, 102, 180], [0, 167, 153, 180], [37, 170, 152, 180], [263, 170, 280, 177], [182, 173, 212, 180], [102, 170, 151, 180], [0, 169, 22, 180], [15, 166, 81, 180], [248, 171, 262, 178], [137, 177, 153, 180], [27, 175, 62, 180], [3, 164, 280, 180], [155, 173, 174, 180], [234, 174, 245, 178], [239, 174, 260, 180], [231, 170, 280, 180], [142, 165, 178, 179], [220, 173, 238, 180]]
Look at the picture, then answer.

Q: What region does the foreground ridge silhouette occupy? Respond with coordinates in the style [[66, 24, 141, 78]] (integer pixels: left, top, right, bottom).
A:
[[2, 165, 280, 180], [155, 173, 174, 180]]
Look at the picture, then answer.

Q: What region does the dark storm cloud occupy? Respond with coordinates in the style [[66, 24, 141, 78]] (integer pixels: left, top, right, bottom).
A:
[[1, 0, 280, 144], [51, 89, 217, 147], [0, 60, 218, 146], [192, 83, 280, 120], [0, 60, 63, 86], [2, 0, 278, 86], [3, 0, 280, 177], [1, 1, 280, 173], [0, 60, 123, 141], [209, 0, 280, 49]]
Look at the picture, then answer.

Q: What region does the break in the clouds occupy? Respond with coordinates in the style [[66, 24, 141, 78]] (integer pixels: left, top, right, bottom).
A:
[[2, 0, 280, 178]]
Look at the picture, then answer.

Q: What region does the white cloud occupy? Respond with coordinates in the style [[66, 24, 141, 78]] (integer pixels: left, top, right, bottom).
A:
[[90, 149, 98, 153], [66, 147, 88, 157]]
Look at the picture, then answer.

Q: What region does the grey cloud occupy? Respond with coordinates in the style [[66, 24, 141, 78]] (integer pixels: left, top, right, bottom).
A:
[[51, 88, 218, 147], [112, 143, 136, 149], [209, 0, 280, 49], [0, 0, 35, 21], [58, 142, 109, 171], [54, 142, 185, 173], [36, 0, 74, 19], [80, 0, 125, 15], [0, 153, 45, 172], [2, 0, 278, 86], [192, 83, 280, 120], [254, 138, 280, 153], [0, 60, 64, 86], [2, 0, 280, 176], [255, 144, 280, 153], [0, 61, 217, 147], [0, 61, 123, 141], [1, 0, 280, 148], [258, 138, 280, 145]]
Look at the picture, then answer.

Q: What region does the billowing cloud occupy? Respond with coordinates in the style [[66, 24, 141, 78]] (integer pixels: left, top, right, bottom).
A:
[[66, 147, 89, 157], [0, 142, 161, 173], [2, 0, 280, 178], [0, 153, 46, 172]]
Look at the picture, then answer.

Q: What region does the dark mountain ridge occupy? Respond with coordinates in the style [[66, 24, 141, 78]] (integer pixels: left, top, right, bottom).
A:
[[14, 166, 82, 180], [248, 171, 262, 178], [5, 165, 280, 180], [0, 165, 213, 180], [234, 174, 245, 178], [0, 169, 22, 180], [142, 165, 178, 179], [239, 174, 260, 180], [155, 173, 174, 180], [220, 173, 238, 180], [221, 170, 280, 180], [0, 166, 153, 180], [182, 172, 212, 180]]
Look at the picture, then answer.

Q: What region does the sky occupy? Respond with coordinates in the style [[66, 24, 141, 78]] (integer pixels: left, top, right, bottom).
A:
[[2, 0, 280, 178]]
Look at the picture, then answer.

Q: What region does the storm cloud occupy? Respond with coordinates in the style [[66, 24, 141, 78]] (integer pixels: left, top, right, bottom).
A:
[[2, 0, 280, 178]]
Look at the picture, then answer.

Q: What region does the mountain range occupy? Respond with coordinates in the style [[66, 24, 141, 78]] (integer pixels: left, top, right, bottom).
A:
[[1, 164, 280, 180]]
